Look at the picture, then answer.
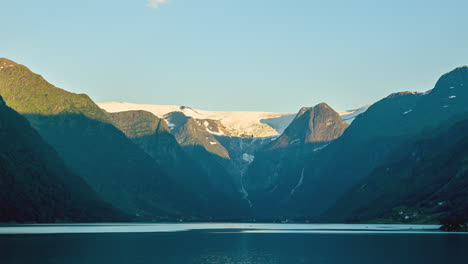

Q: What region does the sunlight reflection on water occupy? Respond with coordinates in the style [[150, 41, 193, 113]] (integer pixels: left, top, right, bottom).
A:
[[0, 223, 445, 234], [1, 224, 467, 264]]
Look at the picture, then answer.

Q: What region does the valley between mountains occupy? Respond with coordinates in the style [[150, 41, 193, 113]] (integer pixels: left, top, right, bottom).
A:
[[0, 57, 467, 226]]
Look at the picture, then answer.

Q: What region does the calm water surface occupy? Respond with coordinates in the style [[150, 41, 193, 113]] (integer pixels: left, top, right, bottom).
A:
[[0, 224, 467, 264]]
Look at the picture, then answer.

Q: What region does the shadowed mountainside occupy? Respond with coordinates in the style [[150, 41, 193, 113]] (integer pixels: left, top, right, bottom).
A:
[[1, 57, 467, 225], [282, 66, 468, 220], [0, 58, 190, 220], [0, 96, 126, 223], [322, 116, 468, 224], [245, 103, 349, 217], [108, 110, 248, 218]]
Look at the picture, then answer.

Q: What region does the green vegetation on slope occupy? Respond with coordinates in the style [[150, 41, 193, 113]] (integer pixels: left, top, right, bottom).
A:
[[0, 58, 108, 121], [0, 58, 185, 220]]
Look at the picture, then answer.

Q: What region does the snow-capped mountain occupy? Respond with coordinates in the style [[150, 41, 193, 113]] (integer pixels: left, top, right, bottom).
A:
[[338, 105, 372, 124], [97, 102, 367, 138]]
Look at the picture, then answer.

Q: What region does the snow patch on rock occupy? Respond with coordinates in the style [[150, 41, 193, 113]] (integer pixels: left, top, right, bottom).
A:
[[290, 168, 305, 196], [242, 153, 255, 163], [313, 143, 330, 152], [338, 105, 371, 124], [166, 121, 176, 130], [290, 139, 300, 144], [206, 127, 224, 136]]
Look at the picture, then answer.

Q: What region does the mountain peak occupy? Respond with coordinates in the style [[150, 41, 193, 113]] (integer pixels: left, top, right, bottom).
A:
[[439, 65, 468, 77], [315, 102, 332, 109], [0, 58, 21, 72], [0, 58, 110, 123], [432, 65, 468, 94], [0, 57, 17, 65], [297, 103, 332, 118], [386, 91, 422, 99], [270, 103, 348, 149]]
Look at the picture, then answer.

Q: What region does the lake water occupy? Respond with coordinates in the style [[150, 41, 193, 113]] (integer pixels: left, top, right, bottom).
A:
[[0, 223, 467, 264]]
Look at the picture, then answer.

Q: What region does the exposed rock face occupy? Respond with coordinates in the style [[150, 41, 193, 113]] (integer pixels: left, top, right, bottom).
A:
[[165, 112, 230, 159], [269, 103, 349, 149]]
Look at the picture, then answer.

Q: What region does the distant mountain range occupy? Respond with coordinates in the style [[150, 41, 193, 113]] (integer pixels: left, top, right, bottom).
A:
[[0, 57, 466, 226], [97, 102, 367, 138]]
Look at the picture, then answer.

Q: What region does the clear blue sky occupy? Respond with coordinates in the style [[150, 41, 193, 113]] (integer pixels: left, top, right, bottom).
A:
[[2, 0, 467, 112]]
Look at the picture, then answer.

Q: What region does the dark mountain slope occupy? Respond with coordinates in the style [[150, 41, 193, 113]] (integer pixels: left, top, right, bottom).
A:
[[163, 111, 243, 193], [0, 58, 183, 220], [286, 66, 468, 219], [322, 116, 468, 224], [108, 110, 181, 167], [108, 110, 248, 218], [245, 103, 349, 217], [0, 96, 125, 223]]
